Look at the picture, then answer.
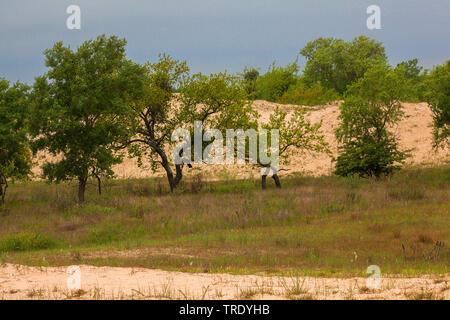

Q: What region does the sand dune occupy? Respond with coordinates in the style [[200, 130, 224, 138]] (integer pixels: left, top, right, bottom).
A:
[[33, 100, 448, 181]]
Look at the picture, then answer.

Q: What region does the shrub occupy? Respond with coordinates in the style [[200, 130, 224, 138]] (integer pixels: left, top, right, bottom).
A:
[[279, 83, 339, 106], [241, 67, 260, 97], [0, 233, 57, 252], [334, 63, 410, 178]]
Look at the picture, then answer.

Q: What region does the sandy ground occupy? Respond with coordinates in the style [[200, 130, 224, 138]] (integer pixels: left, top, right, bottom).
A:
[[0, 263, 448, 300], [31, 100, 449, 180]]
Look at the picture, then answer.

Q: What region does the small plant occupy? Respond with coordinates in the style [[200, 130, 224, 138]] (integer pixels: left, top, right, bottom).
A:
[[238, 287, 259, 299], [319, 201, 345, 214], [279, 275, 308, 298], [189, 174, 204, 194], [406, 288, 443, 300]]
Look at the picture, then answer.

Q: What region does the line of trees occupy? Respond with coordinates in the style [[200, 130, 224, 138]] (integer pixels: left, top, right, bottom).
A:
[[244, 36, 436, 106], [0, 34, 448, 207]]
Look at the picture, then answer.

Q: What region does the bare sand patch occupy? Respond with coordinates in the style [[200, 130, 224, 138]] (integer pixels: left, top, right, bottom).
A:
[[0, 263, 448, 300], [31, 101, 449, 181]]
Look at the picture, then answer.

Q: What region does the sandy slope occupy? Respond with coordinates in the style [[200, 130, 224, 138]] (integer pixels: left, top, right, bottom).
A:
[[0, 263, 448, 300], [32, 101, 449, 180]]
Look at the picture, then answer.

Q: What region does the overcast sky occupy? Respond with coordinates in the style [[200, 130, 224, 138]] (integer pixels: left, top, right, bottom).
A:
[[1, 0, 449, 84]]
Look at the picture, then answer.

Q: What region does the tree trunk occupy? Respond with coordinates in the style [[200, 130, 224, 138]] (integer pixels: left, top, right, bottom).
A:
[[162, 161, 176, 192], [174, 164, 183, 187], [0, 178, 7, 206], [160, 149, 186, 193], [78, 178, 87, 204], [0, 184, 4, 206], [272, 174, 281, 188], [95, 174, 102, 195], [261, 175, 267, 190]]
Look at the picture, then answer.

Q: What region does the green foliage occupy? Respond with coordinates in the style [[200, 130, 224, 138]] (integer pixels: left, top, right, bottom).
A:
[[300, 36, 387, 94], [240, 66, 260, 97], [254, 60, 299, 102], [334, 63, 410, 178], [29, 35, 146, 203], [426, 60, 450, 148], [262, 107, 330, 166], [127, 54, 189, 191], [0, 233, 57, 252], [178, 71, 259, 169], [388, 187, 425, 201], [180, 72, 258, 131], [0, 79, 31, 205], [394, 58, 426, 102], [128, 54, 258, 191], [279, 83, 340, 106]]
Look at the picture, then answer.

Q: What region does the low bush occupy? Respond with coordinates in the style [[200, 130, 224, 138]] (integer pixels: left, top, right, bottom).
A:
[[279, 83, 339, 106], [0, 233, 57, 252]]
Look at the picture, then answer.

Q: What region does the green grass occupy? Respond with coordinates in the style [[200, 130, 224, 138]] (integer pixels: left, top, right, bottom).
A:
[[0, 233, 57, 252], [0, 166, 449, 277]]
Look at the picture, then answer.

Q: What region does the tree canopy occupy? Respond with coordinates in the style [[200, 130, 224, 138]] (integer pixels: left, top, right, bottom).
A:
[[29, 35, 146, 203], [334, 63, 409, 178], [127, 54, 259, 191], [300, 36, 387, 94], [0, 79, 31, 205], [426, 60, 450, 148]]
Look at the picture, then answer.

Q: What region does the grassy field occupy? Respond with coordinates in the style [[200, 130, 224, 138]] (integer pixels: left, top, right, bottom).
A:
[[0, 166, 448, 277]]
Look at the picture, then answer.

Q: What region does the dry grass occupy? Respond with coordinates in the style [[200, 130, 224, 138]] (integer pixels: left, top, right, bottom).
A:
[[0, 166, 448, 278]]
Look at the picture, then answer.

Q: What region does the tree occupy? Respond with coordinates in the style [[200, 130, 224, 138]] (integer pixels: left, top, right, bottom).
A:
[[300, 36, 387, 94], [240, 67, 259, 97], [334, 63, 409, 178], [127, 54, 258, 192], [257, 107, 329, 189], [395, 59, 422, 79], [395, 58, 425, 101], [0, 79, 31, 206], [29, 35, 145, 204], [254, 60, 299, 102], [426, 60, 450, 148]]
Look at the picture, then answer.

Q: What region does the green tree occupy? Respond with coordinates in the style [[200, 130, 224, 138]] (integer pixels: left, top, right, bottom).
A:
[[334, 63, 409, 178], [300, 36, 387, 94], [126, 54, 190, 192], [0, 79, 31, 206], [257, 107, 329, 189], [240, 66, 259, 97], [127, 54, 258, 191], [394, 58, 425, 101], [426, 60, 450, 148], [29, 35, 146, 204], [254, 60, 299, 102]]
